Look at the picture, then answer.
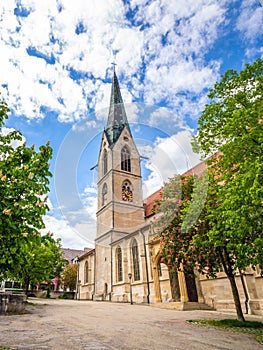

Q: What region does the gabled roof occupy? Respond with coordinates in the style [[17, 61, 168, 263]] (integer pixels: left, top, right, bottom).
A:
[[61, 247, 92, 264], [105, 68, 131, 146], [143, 187, 164, 218], [78, 248, 95, 261]]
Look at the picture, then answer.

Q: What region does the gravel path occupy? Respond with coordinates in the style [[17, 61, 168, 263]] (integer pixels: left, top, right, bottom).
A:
[[0, 298, 262, 350]]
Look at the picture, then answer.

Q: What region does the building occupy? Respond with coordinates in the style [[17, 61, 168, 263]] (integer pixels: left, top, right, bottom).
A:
[[78, 68, 263, 315]]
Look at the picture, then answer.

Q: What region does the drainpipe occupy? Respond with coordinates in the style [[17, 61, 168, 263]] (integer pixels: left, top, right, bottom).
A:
[[110, 241, 112, 301], [141, 230, 150, 304], [93, 249, 96, 300]]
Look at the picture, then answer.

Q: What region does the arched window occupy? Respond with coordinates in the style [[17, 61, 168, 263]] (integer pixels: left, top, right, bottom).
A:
[[121, 180, 133, 202], [116, 246, 123, 282], [84, 261, 89, 284], [102, 183, 107, 206], [121, 146, 131, 172], [132, 239, 140, 281], [103, 149, 107, 175]]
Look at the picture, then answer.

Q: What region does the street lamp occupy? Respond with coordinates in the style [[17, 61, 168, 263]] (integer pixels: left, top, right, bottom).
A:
[[128, 273, 133, 305]]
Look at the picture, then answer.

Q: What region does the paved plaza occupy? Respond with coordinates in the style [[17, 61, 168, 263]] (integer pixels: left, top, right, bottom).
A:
[[0, 298, 262, 350]]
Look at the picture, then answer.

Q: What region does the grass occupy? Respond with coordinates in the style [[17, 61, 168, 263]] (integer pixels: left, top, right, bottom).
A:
[[256, 334, 263, 344], [187, 318, 263, 344]]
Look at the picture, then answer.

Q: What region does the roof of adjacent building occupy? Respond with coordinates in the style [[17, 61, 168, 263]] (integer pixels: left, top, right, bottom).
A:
[[105, 68, 131, 146], [60, 247, 92, 264], [78, 248, 95, 261]]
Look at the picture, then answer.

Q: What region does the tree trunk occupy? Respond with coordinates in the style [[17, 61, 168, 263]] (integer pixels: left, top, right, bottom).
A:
[[24, 279, 30, 296], [219, 247, 245, 322], [169, 271, 180, 301], [226, 272, 245, 322]]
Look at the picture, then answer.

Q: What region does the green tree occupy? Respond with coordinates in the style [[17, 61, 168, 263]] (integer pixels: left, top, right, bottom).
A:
[[193, 58, 263, 321], [62, 264, 78, 291], [11, 234, 65, 294], [0, 95, 53, 277]]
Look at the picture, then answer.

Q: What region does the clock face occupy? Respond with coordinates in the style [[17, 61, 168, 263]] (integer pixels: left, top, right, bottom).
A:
[[122, 189, 133, 202]]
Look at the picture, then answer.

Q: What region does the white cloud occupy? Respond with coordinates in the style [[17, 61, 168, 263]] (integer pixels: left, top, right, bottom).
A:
[[141, 130, 201, 197], [43, 214, 94, 249], [236, 0, 263, 41], [0, 0, 232, 124]]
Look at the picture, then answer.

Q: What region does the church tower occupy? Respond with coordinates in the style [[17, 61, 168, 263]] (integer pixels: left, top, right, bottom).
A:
[[94, 67, 145, 299]]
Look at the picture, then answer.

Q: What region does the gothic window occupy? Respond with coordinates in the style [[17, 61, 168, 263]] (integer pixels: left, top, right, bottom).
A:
[[132, 239, 140, 281], [84, 261, 89, 284], [103, 149, 107, 175], [102, 183, 107, 206], [122, 180, 133, 202], [121, 146, 131, 172], [116, 246, 123, 282]]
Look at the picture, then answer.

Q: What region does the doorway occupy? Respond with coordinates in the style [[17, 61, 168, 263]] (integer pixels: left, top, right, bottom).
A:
[[185, 275, 198, 302]]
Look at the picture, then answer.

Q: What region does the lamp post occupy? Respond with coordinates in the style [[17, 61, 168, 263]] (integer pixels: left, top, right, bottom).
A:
[[128, 273, 133, 305]]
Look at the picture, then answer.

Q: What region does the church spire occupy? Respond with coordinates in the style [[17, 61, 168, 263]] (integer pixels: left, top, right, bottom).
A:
[[105, 66, 130, 146]]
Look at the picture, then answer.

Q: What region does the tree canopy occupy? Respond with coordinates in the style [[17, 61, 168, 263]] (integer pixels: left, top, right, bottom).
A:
[[194, 58, 263, 272], [62, 264, 78, 292], [12, 233, 65, 294], [157, 59, 263, 321], [0, 95, 54, 280]]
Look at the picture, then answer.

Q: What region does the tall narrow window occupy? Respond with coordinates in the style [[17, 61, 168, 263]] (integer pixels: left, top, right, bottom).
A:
[[84, 261, 89, 284], [102, 183, 107, 206], [103, 149, 107, 175], [116, 246, 123, 282], [132, 239, 140, 281], [121, 146, 131, 172]]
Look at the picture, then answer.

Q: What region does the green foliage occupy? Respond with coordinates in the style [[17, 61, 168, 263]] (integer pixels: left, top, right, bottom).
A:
[[62, 264, 78, 291], [11, 233, 65, 293], [194, 59, 263, 272], [0, 94, 64, 289], [157, 59, 262, 322], [192, 58, 263, 321]]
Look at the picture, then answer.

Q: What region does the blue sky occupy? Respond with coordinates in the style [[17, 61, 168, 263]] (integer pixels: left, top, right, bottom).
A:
[[0, 0, 262, 249]]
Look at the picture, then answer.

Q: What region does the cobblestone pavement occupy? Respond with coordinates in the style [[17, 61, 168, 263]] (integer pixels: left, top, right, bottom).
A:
[[0, 298, 262, 350]]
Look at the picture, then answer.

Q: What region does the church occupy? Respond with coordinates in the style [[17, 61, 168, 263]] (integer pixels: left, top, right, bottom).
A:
[[77, 69, 263, 315]]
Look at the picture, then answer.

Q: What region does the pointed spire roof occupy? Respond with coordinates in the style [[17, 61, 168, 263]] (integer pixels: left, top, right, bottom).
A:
[[105, 67, 130, 146]]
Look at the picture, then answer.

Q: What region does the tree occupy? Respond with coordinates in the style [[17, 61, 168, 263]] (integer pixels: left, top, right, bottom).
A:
[[193, 58, 263, 321], [11, 234, 65, 294], [0, 95, 53, 277], [154, 175, 221, 301], [62, 264, 78, 291]]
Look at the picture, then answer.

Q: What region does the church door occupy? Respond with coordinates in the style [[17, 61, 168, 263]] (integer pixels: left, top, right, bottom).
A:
[[185, 275, 198, 302]]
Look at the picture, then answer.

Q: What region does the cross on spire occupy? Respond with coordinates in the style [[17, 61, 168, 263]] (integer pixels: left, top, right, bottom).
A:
[[111, 62, 117, 72]]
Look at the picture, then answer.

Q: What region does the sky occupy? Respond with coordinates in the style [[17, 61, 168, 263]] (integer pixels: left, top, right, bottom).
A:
[[0, 0, 262, 249]]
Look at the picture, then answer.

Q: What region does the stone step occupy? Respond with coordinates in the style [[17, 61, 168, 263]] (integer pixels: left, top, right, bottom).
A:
[[151, 301, 214, 311]]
